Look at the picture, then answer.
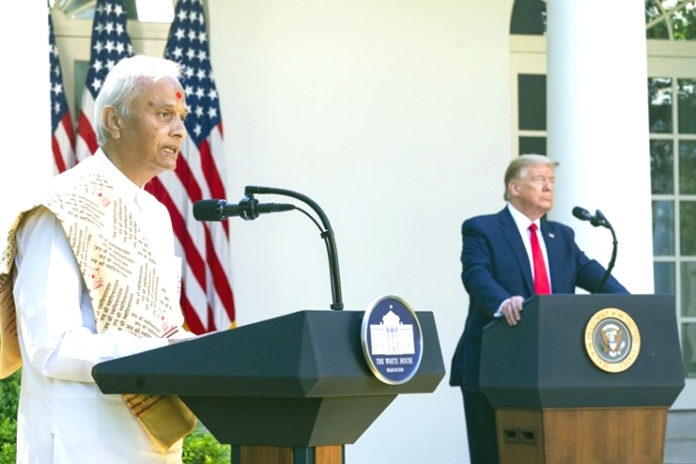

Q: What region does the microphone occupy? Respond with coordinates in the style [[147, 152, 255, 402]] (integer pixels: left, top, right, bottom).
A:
[[572, 205, 617, 293], [572, 206, 593, 222], [243, 185, 344, 310], [572, 206, 609, 228], [193, 198, 295, 221], [198, 186, 344, 310]]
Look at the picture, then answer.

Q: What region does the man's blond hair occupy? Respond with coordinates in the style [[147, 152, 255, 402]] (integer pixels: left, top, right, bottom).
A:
[[503, 154, 559, 201]]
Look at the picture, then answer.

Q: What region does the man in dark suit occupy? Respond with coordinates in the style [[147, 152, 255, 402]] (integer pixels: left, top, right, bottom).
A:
[[450, 154, 628, 464]]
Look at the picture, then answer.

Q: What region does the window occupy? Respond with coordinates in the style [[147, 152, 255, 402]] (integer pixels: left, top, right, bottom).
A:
[[651, 76, 696, 379], [510, 0, 696, 41], [517, 74, 546, 155], [51, 0, 174, 22], [50, 1, 176, 124]]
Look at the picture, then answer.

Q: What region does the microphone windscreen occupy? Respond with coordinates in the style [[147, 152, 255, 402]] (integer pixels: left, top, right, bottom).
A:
[[193, 199, 224, 221], [572, 206, 592, 221]]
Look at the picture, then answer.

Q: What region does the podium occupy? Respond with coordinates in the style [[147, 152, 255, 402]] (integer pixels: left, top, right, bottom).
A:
[[92, 310, 445, 463], [479, 294, 685, 464]]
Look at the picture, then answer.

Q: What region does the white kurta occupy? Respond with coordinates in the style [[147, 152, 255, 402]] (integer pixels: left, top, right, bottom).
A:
[[13, 151, 188, 464]]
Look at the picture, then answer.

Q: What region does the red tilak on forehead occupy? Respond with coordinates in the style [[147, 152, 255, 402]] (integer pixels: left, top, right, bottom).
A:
[[176, 91, 182, 99]]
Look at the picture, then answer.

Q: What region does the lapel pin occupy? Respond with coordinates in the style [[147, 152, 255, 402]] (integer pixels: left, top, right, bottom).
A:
[[548, 233, 555, 239]]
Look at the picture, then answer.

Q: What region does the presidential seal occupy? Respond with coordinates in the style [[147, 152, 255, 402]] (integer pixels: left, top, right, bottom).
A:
[[361, 295, 423, 385], [584, 307, 640, 373]]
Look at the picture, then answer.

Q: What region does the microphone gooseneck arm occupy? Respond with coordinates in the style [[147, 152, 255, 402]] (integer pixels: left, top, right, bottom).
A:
[[572, 206, 617, 293], [245, 185, 344, 311], [595, 210, 617, 293]]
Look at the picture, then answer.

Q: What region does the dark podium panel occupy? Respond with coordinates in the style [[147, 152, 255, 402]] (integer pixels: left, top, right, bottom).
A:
[[92, 310, 444, 461], [480, 295, 685, 464]]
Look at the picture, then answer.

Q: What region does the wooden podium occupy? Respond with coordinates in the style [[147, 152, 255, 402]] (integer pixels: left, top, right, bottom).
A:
[[480, 295, 685, 464], [92, 310, 445, 464]]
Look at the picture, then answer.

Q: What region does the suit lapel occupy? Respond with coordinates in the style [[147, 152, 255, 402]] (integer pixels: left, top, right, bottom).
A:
[[498, 208, 534, 294], [540, 221, 560, 293]]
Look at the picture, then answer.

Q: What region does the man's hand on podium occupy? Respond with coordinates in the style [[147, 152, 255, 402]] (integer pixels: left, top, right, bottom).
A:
[[500, 296, 524, 326]]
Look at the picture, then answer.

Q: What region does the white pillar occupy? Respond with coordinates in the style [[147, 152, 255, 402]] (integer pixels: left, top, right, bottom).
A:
[[546, 0, 654, 293], [0, 4, 52, 232]]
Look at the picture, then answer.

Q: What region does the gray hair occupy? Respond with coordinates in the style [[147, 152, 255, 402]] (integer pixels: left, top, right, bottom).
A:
[[94, 55, 183, 146], [503, 154, 559, 201]]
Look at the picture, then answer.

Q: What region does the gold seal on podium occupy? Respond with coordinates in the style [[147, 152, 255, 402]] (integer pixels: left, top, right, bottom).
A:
[[584, 307, 640, 373]]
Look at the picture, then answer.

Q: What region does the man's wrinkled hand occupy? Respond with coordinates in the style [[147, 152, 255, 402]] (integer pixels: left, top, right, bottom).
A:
[[501, 295, 524, 326]]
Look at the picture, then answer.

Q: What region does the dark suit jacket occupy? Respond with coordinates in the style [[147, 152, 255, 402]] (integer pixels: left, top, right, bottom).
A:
[[449, 207, 628, 391]]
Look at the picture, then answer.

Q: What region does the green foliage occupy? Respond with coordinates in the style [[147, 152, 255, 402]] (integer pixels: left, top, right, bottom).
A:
[[671, 6, 696, 41], [182, 422, 230, 464], [0, 371, 19, 464], [0, 370, 228, 463]]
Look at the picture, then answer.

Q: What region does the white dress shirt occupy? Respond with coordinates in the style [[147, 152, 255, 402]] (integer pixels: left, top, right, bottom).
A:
[[13, 150, 186, 463], [506, 203, 552, 286], [494, 203, 552, 317]]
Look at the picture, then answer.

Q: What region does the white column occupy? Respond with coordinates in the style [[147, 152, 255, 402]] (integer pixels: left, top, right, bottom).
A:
[[0, 4, 52, 232], [546, 0, 654, 293]]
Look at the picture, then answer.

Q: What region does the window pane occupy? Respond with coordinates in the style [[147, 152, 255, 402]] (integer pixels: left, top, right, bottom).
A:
[[650, 139, 674, 193], [654, 200, 675, 255], [679, 140, 696, 193], [124, 0, 139, 20], [647, 21, 670, 38], [680, 201, 696, 255], [131, 0, 174, 22], [655, 261, 675, 294], [646, 0, 662, 22], [648, 77, 672, 133], [661, 0, 681, 8], [645, 0, 661, 24], [678, 79, 696, 133], [682, 263, 696, 316], [510, 0, 546, 35], [683, 323, 696, 378], [519, 137, 546, 156], [671, 6, 696, 41], [53, 0, 94, 19], [73, 60, 89, 126], [54, 0, 174, 22], [518, 74, 546, 131]]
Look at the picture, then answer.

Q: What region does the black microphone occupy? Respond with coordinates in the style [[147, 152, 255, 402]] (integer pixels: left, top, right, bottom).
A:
[[572, 205, 617, 292], [592, 209, 609, 228], [572, 206, 594, 223], [193, 198, 295, 221], [572, 206, 609, 228]]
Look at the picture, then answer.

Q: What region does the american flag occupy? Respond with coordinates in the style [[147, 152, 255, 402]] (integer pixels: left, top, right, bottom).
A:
[[49, 11, 76, 174], [75, 0, 133, 162], [146, 0, 236, 332]]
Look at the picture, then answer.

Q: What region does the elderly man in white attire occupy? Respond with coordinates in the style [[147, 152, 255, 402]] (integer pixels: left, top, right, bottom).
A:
[[0, 56, 196, 463]]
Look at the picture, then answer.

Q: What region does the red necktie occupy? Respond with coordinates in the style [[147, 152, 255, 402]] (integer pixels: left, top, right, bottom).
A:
[[529, 223, 551, 294]]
